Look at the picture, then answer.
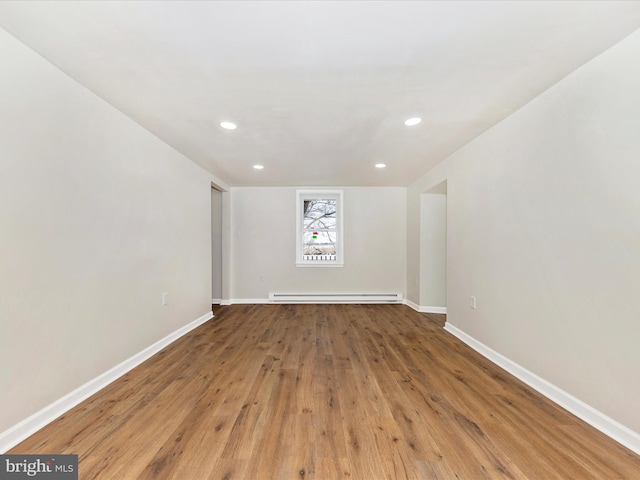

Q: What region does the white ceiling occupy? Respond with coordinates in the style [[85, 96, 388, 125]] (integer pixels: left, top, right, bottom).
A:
[[2, 1, 640, 187]]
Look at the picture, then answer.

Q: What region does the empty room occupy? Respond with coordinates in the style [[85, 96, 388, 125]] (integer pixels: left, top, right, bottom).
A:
[[1, 1, 640, 479]]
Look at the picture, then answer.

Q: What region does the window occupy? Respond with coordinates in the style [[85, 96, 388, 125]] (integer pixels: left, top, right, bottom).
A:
[[296, 190, 343, 266]]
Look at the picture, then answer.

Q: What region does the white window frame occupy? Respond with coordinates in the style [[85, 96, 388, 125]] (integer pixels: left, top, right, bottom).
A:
[[296, 189, 344, 267]]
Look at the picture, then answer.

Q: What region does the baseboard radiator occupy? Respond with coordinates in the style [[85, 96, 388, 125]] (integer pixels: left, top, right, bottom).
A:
[[268, 293, 403, 304]]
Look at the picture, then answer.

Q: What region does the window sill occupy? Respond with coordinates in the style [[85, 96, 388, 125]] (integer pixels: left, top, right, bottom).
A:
[[296, 262, 344, 268]]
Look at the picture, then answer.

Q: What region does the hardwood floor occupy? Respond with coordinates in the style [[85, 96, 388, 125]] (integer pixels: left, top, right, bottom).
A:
[[10, 304, 640, 479]]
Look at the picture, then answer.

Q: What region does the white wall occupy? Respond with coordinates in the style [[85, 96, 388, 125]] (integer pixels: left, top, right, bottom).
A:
[[420, 190, 447, 308], [408, 29, 640, 434], [0, 28, 227, 434], [231, 187, 406, 299]]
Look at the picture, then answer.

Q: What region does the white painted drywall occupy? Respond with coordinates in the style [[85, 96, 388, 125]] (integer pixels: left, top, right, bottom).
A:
[[420, 191, 447, 308], [230, 187, 406, 299], [408, 29, 640, 433], [0, 29, 227, 434]]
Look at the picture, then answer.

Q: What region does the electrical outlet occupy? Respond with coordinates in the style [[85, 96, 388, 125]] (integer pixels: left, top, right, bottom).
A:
[[470, 296, 476, 309], [162, 292, 168, 306], [259, 275, 265, 283]]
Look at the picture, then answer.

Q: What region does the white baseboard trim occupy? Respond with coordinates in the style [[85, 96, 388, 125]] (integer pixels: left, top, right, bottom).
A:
[[420, 305, 448, 314], [0, 311, 214, 453], [404, 299, 421, 311], [230, 298, 270, 304], [226, 298, 443, 309], [220, 299, 232, 306], [403, 299, 447, 314], [211, 298, 222, 305], [444, 323, 640, 456]]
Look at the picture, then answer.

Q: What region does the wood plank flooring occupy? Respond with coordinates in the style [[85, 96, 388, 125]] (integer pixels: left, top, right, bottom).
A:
[[10, 304, 640, 479]]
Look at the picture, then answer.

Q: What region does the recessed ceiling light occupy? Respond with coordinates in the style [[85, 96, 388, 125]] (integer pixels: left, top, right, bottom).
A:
[[220, 121, 237, 130], [253, 164, 264, 170], [404, 117, 422, 127], [375, 163, 387, 169]]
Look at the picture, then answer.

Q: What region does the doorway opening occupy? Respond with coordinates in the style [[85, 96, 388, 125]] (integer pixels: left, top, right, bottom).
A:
[[419, 181, 447, 315], [211, 187, 223, 305]]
